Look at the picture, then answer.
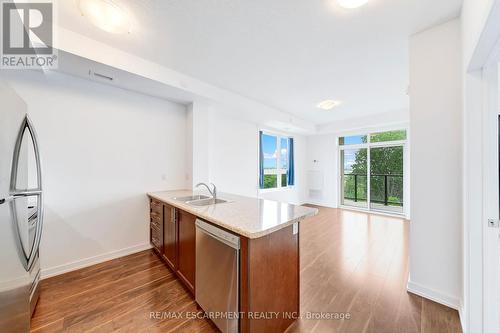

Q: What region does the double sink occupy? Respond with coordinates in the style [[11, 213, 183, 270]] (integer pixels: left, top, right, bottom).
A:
[[173, 195, 229, 207]]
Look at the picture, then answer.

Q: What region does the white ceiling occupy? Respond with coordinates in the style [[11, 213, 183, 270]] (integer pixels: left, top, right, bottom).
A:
[[57, 0, 462, 125]]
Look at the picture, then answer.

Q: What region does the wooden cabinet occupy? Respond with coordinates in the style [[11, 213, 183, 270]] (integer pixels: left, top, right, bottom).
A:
[[150, 196, 301, 332], [163, 204, 177, 270], [149, 199, 164, 254], [176, 209, 196, 293], [242, 224, 299, 333], [149, 199, 196, 295]]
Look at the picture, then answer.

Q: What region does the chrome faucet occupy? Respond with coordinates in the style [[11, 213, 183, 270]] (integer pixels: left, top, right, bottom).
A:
[[195, 182, 217, 199]]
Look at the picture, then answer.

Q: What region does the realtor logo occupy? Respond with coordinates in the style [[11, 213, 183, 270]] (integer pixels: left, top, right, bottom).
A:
[[1, 1, 57, 69]]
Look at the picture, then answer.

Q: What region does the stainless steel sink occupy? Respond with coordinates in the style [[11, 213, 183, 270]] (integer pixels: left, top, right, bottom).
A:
[[187, 198, 229, 206], [173, 195, 210, 202]]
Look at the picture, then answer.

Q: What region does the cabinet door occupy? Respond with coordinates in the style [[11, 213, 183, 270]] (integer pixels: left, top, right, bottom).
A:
[[150, 199, 164, 254], [176, 210, 196, 293], [163, 204, 177, 270]]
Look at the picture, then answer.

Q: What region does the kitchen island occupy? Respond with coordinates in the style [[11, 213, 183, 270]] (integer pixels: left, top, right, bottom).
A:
[[147, 190, 318, 333]]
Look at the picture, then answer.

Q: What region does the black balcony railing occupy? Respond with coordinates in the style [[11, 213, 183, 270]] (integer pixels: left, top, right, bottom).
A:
[[343, 173, 403, 206]]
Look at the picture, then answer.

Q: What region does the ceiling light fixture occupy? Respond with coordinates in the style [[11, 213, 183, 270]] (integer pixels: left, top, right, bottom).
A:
[[337, 0, 369, 9], [78, 0, 132, 34], [317, 100, 342, 110]]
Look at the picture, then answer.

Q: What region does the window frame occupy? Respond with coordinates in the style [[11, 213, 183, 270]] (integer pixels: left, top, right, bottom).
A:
[[338, 128, 408, 217], [259, 130, 294, 192]]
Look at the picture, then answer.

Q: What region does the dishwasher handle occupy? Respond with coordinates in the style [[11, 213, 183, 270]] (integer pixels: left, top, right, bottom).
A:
[[195, 219, 240, 250]]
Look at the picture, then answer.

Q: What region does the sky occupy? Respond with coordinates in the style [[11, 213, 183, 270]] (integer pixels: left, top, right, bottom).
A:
[[262, 134, 288, 169], [343, 135, 366, 145], [342, 135, 365, 173]]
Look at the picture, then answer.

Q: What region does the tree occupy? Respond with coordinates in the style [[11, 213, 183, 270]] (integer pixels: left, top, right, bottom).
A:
[[344, 130, 405, 206]]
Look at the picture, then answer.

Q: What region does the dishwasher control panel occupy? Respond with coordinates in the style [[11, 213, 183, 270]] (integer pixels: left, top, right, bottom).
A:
[[195, 219, 240, 249]]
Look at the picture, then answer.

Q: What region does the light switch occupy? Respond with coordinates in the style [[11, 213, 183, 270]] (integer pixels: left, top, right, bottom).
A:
[[293, 222, 299, 235]]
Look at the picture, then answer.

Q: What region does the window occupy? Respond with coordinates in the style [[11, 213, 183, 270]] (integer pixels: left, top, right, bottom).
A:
[[370, 130, 407, 143], [341, 148, 368, 208], [339, 129, 407, 215], [339, 134, 367, 145], [259, 131, 294, 189]]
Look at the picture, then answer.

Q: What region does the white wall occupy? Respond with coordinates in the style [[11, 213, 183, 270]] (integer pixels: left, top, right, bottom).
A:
[[185, 104, 194, 188], [461, 70, 484, 333], [305, 134, 339, 208], [0, 70, 188, 277], [408, 19, 463, 308], [208, 110, 259, 198], [462, 0, 496, 68], [461, 1, 498, 331], [188, 103, 307, 204]]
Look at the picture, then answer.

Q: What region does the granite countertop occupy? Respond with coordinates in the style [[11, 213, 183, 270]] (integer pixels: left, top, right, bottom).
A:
[[147, 190, 318, 239]]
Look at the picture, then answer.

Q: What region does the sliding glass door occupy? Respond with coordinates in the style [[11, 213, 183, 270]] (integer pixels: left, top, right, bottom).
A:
[[341, 148, 368, 208], [339, 130, 406, 215], [369, 146, 404, 214]]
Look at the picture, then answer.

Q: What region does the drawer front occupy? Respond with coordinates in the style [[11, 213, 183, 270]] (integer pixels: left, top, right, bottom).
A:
[[150, 214, 162, 230], [150, 199, 163, 214], [150, 210, 162, 220], [151, 228, 162, 250]]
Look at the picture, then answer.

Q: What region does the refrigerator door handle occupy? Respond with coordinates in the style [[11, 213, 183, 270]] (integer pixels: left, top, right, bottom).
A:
[[9, 195, 43, 271], [26, 116, 43, 271], [12, 190, 42, 197], [27, 195, 43, 270], [1, 191, 41, 204], [10, 115, 43, 193], [10, 115, 44, 271]]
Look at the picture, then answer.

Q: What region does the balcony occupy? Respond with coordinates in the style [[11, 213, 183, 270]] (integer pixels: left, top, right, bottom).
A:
[[342, 173, 403, 214]]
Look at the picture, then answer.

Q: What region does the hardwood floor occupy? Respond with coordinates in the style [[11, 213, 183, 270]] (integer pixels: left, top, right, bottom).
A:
[[287, 206, 462, 333], [31, 207, 462, 333], [30, 250, 217, 332]]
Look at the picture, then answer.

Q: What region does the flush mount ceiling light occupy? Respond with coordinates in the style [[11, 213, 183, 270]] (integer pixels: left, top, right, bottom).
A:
[[78, 0, 132, 34], [317, 100, 342, 110], [337, 0, 369, 9]]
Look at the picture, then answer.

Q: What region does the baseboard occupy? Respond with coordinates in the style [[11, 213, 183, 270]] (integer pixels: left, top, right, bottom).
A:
[[305, 201, 337, 209], [406, 280, 460, 310], [41, 242, 152, 279], [458, 301, 467, 333]]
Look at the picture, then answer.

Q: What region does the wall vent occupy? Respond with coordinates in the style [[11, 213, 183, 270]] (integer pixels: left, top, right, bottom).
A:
[[89, 70, 114, 81]]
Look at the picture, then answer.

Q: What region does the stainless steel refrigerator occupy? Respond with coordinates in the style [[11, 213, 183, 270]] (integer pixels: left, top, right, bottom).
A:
[[0, 81, 43, 332]]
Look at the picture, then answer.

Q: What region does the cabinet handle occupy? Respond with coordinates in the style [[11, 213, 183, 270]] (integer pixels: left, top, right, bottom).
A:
[[171, 207, 176, 224]]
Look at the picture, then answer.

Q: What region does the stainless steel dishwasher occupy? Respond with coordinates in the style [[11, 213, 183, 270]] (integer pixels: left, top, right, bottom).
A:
[[195, 219, 240, 333]]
